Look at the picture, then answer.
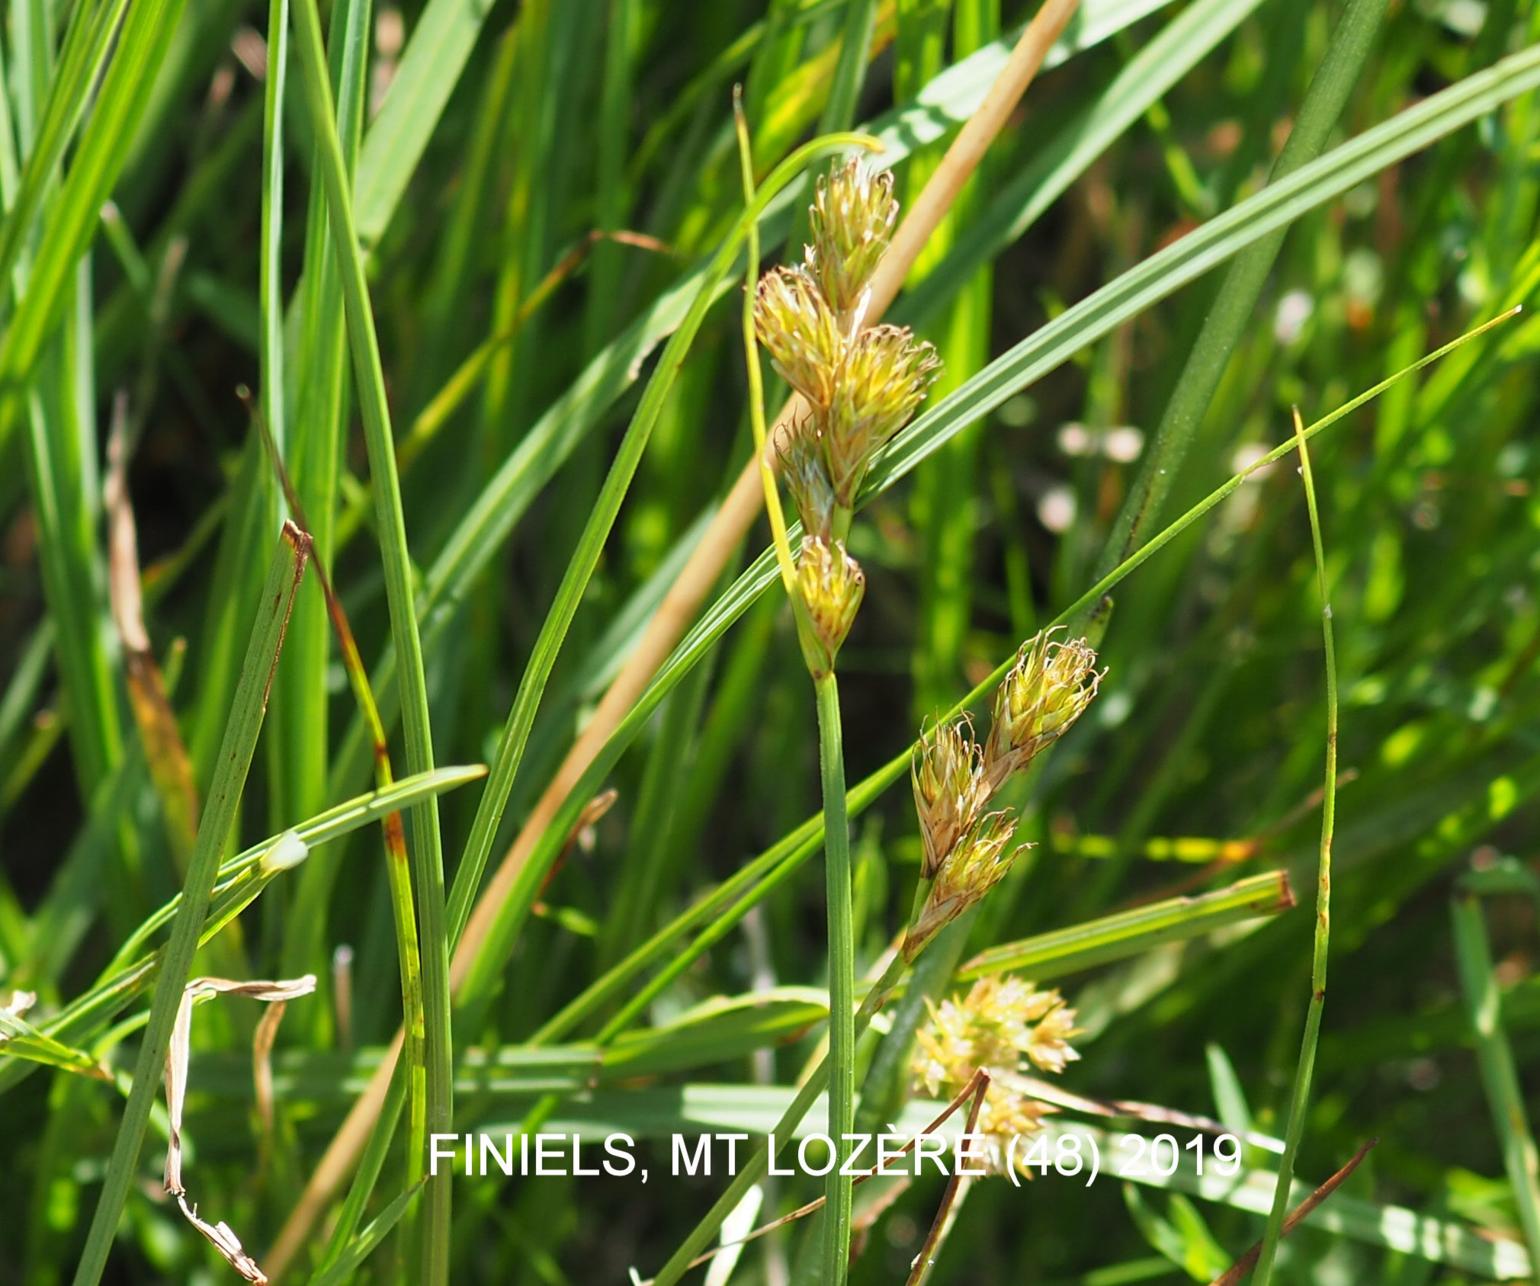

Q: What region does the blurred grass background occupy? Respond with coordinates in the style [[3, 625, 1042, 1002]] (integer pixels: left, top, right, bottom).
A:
[[3, 0, 1540, 1281]]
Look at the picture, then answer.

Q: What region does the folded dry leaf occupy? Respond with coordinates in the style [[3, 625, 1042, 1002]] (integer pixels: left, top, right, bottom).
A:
[[163, 975, 316, 1284]]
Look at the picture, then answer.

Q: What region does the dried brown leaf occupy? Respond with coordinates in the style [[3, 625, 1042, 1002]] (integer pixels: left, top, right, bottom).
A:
[[163, 975, 316, 1283]]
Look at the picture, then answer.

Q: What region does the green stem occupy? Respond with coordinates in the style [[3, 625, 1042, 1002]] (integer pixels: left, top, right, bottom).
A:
[[1252, 413, 1337, 1283], [1450, 893, 1540, 1268], [1081, 0, 1387, 910], [72, 527, 307, 1286], [289, 0, 453, 1277], [814, 670, 855, 1283], [652, 952, 908, 1286], [1091, 0, 1388, 581]]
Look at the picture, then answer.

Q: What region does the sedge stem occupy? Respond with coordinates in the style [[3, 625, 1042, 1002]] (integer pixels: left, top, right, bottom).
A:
[[814, 670, 856, 1283], [651, 950, 907, 1286], [1252, 409, 1337, 1282]]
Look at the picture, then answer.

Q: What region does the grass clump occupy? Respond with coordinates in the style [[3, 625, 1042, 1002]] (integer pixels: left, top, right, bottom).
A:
[[3, 2, 1540, 1284]]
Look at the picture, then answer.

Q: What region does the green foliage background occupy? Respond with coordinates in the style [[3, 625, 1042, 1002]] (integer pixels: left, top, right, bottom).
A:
[[2, 0, 1539, 1281]]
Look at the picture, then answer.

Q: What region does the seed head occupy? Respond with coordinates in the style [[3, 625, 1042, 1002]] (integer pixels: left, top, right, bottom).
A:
[[911, 975, 1079, 1175], [913, 976, 1080, 1090], [754, 266, 844, 407], [823, 324, 939, 504], [905, 810, 1022, 960], [911, 716, 985, 879], [806, 159, 898, 320], [984, 630, 1102, 791], [777, 419, 836, 541], [795, 536, 864, 677], [1016, 986, 1080, 1076]]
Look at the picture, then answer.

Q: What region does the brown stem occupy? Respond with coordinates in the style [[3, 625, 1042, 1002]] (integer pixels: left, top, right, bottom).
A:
[[905, 1070, 990, 1286], [1209, 1139, 1378, 1286]]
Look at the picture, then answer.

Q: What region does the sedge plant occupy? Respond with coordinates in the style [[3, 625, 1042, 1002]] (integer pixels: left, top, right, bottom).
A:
[[12, 5, 1540, 1283], [672, 149, 1107, 1269], [749, 155, 938, 1280], [650, 602, 1104, 1284]]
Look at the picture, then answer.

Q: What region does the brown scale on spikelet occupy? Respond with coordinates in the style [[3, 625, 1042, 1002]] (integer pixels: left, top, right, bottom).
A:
[[777, 417, 836, 541], [911, 716, 985, 880]]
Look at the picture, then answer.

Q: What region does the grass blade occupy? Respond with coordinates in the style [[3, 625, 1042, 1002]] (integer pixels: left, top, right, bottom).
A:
[[1092, 0, 1390, 580], [1450, 891, 1540, 1269], [957, 872, 1295, 982], [71, 522, 308, 1286], [870, 44, 1540, 494], [0, 0, 191, 442], [1250, 410, 1340, 1284], [353, 0, 497, 245], [288, 0, 453, 1273]]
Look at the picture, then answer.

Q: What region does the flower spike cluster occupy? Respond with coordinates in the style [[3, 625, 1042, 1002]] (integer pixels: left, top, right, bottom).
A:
[[906, 628, 1103, 960], [984, 632, 1103, 792], [807, 159, 897, 321], [795, 536, 864, 677], [911, 976, 1080, 1175], [755, 161, 939, 525], [756, 159, 941, 681], [755, 267, 844, 408]]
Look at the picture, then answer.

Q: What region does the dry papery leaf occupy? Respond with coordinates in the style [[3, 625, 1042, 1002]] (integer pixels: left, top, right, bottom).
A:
[[164, 975, 316, 1284], [2, 989, 36, 1019]]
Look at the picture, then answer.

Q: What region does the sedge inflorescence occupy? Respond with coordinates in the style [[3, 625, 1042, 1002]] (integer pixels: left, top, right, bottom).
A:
[[906, 628, 1103, 959], [911, 975, 1080, 1175], [753, 158, 940, 678]]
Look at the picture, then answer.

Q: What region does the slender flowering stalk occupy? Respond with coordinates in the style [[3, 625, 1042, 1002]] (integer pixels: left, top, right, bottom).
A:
[[812, 667, 855, 1279], [1252, 410, 1339, 1284], [749, 159, 1096, 1282], [740, 152, 1065, 1283], [744, 155, 942, 1285]]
